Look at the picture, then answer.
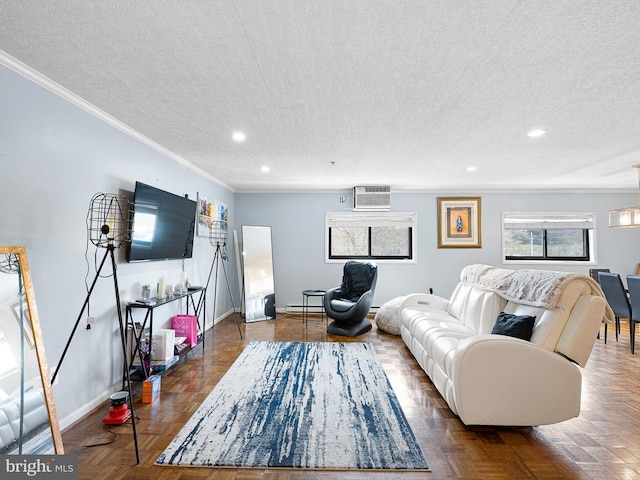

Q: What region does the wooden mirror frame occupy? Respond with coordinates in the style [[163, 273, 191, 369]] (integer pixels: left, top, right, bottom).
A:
[[0, 246, 64, 454]]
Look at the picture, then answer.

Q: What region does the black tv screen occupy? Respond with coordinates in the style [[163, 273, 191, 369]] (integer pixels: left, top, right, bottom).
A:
[[127, 182, 197, 262]]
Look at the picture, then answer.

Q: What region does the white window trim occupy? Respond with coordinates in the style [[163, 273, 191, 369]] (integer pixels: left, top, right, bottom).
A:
[[325, 211, 417, 264], [501, 211, 597, 265]]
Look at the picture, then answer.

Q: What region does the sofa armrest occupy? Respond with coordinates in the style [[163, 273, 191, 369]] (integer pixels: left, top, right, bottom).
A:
[[451, 335, 582, 426], [401, 293, 450, 311]]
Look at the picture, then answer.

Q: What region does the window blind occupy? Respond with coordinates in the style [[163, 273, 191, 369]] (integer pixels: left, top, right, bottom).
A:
[[326, 212, 416, 228], [502, 212, 595, 230]]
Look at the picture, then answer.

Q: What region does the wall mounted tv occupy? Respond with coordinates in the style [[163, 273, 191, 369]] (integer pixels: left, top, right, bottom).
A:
[[127, 181, 197, 262]]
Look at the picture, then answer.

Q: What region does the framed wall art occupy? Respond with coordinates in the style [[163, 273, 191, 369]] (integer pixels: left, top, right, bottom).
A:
[[197, 194, 229, 237], [437, 197, 482, 248]]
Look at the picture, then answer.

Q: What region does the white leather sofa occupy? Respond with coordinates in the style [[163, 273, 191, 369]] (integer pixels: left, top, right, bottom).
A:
[[400, 264, 613, 427], [0, 377, 49, 450]]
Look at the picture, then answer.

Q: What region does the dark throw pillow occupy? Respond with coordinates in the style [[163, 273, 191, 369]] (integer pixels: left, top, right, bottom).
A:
[[491, 312, 536, 341]]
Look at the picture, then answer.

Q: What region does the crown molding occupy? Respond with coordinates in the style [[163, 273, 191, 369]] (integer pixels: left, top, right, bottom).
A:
[[0, 49, 235, 192]]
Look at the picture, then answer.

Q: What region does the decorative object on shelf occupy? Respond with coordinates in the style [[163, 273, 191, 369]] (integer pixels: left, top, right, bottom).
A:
[[157, 276, 165, 300], [141, 284, 151, 302], [51, 193, 140, 464], [437, 197, 482, 248], [609, 163, 640, 227], [139, 337, 156, 372], [204, 219, 242, 338], [165, 284, 174, 298]]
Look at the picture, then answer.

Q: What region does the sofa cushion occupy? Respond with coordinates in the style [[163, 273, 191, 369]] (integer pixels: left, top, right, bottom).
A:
[[491, 312, 536, 341]]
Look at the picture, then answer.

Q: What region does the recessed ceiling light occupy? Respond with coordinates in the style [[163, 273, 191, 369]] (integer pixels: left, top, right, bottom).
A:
[[467, 166, 477, 172], [232, 131, 246, 142], [261, 165, 271, 173], [527, 129, 546, 138]]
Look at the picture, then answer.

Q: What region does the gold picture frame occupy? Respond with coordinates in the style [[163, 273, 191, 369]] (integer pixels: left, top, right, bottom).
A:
[[437, 197, 482, 248]]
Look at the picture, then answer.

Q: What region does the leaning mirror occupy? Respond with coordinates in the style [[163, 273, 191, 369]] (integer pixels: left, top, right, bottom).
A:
[[0, 246, 63, 454], [241, 226, 276, 322]]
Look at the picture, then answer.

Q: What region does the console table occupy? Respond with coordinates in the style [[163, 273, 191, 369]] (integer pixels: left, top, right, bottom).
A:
[[125, 287, 206, 382]]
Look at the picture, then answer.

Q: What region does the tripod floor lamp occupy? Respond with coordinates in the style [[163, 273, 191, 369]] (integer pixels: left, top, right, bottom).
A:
[[203, 220, 242, 338], [51, 193, 140, 464]]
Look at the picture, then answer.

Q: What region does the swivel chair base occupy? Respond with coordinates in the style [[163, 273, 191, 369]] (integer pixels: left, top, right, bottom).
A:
[[327, 318, 372, 337]]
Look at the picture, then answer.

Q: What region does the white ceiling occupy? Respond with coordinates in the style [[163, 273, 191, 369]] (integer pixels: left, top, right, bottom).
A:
[[2, 1, 640, 192]]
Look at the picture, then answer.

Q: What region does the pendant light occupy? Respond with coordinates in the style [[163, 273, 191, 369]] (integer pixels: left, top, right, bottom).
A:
[[609, 164, 640, 227]]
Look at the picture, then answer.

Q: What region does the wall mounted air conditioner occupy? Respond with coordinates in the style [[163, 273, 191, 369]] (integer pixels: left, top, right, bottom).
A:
[[353, 186, 391, 211]]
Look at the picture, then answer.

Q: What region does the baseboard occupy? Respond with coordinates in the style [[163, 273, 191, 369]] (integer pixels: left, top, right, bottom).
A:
[[59, 385, 122, 431], [286, 305, 379, 314]]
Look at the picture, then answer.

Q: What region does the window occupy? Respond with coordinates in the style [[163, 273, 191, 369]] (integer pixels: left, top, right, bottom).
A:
[[326, 212, 416, 262], [502, 212, 595, 264]]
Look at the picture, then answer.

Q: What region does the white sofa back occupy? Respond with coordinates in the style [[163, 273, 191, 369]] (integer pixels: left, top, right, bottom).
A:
[[501, 277, 606, 366], [445, 265, 611, 367]]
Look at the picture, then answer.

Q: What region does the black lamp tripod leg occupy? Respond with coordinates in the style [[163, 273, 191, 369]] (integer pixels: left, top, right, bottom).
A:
[[109, 246, 140, 464], [217, 247, 242, 338], [206, 244, 242, 339], [52, 247, 110, 385], [53, 245, 140, 465]]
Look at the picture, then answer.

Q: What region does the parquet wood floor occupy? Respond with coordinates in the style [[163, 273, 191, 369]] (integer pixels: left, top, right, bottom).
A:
[[62, 314, 640, 479]]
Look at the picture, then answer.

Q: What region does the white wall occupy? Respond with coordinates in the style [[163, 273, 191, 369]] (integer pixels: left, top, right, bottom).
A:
[[236, 190, 640, 309], [0, 65, 238, 427]]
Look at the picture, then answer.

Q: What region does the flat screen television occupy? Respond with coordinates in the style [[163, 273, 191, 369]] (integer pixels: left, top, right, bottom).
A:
[[127, 182, 197, 262]]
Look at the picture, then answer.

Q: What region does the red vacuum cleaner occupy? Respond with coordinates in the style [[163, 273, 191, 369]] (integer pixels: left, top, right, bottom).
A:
[[103, 391, 132, 425]]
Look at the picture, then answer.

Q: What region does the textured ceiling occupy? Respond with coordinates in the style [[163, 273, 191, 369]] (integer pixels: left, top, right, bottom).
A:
[[1, 1, 640, 192]]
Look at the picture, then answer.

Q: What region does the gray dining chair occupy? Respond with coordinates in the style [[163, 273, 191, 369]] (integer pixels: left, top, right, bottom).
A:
[[589, 268, 610, 283], [626, 275, 640, 354], [598, 272, 628, 345]]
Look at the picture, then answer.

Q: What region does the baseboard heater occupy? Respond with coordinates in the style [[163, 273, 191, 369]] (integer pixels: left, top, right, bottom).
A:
[[286, 305, 380, 314]]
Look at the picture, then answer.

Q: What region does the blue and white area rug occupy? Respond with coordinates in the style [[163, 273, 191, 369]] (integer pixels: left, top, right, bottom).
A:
[[156, 341, 429, 470]]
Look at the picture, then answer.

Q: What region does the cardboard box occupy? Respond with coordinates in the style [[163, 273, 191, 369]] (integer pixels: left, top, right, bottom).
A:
[[142, 375, 161, 403]]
